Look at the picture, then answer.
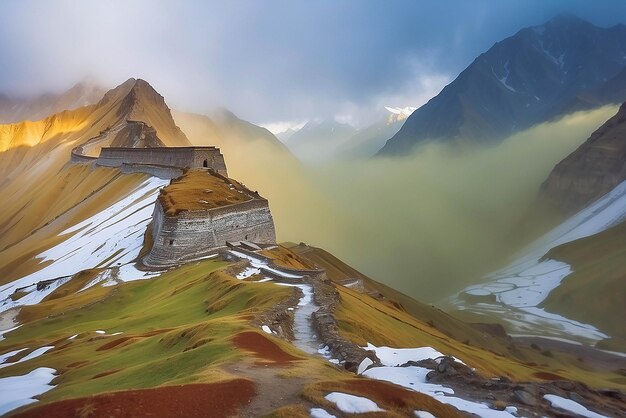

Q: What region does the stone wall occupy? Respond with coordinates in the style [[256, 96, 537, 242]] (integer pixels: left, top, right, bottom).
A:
[[144, 198, 276, 267], [98, 147, 228, 176], [119, 163, 184, 180]]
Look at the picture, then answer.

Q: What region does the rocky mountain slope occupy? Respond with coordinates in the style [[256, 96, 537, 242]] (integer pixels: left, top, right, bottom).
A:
[[378, 14, 626, 156], [539, 101, 626, 215]]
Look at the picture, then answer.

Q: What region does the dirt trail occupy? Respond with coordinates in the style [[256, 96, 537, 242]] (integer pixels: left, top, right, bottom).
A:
[[223, 361, 313, 417]]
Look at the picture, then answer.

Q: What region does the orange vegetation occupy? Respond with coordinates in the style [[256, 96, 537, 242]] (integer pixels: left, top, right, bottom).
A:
[[158, 169, 253, 215], [12, 380, 256, 418], [260, 245, 317, 270], [232, 331, 302, 364]]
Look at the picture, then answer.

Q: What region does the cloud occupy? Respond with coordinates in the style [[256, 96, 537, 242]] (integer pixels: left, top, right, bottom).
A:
[[0, 1, 624, 124]]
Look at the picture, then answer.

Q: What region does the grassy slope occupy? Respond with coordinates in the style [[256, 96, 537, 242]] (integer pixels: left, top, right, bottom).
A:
[[543, 220, 626, 351], [2, 243, 624, 416], [0, 259, 296, 402], [289, 243, 626, 389]]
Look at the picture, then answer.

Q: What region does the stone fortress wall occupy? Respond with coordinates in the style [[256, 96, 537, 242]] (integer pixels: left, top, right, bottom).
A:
[[97, 147, 228, 177], [71, 144, 228, 177], [71, 135, 275, 267], [144, 197, 277, 267]]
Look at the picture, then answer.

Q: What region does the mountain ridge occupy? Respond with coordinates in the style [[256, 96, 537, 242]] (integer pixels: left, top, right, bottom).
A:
[[378, 15, 626, 155]]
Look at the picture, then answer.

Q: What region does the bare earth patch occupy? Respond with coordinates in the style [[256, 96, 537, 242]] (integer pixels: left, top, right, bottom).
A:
[[11, 379, 256, 418], [233, 331, 302, 365]]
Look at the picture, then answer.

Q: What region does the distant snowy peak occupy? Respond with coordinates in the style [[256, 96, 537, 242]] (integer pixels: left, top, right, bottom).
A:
[[384, 106, 417, 123]]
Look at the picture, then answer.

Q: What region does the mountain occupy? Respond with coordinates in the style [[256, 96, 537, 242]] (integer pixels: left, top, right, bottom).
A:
[[2, 79, 624, 417], [0, 78, 191, 267], [283, 119, 357, 163], [172, 109, 292, 160], [0, 80, 106, 124], [276, 127, 299, 142], [447, 103, 626, 353], [378, 14, 626, 156], [336, 106, 416, 159], [538, 101, 626, 215]]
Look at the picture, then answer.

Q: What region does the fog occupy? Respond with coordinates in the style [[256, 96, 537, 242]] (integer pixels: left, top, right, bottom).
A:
[[178, 106, 616, 302]]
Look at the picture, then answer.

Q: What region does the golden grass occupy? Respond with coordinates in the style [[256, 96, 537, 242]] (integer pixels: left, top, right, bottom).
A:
[[263, 405, 309, 418], [260, 245, 316, 270], [289, 244, 626, 388], [544, 221, 626, 348], [159, 169, 253, 215]]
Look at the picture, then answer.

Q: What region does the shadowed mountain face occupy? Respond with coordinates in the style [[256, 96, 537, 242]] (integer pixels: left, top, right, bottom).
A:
[[378, 15, 626, 156], [539, 101, 626, 216]]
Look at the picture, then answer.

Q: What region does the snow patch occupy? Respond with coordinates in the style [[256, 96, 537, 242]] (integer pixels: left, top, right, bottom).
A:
[[0, 178, 168, 313], [261, 325, 273, 334], [0, 346, 54, 369], [544, 394, 608, 418], [0, 325, 21, 341], [310, 408, 337, 418], [236, 267, 261, 280], [357, 357, 374, 374], [363, 343, 466, 366], [0, 367, 56, 415], [494, 61, 516, 92], [360, 343, 517, 417], [324, 392, 384, 414]]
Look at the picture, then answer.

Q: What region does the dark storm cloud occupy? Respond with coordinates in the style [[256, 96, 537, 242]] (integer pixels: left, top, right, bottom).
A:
[[0, 0, 624, 125]]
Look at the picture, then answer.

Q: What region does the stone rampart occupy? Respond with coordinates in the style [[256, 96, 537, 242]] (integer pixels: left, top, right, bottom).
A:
[[144, 198, 276, 267], [98, 147, 228, 176]]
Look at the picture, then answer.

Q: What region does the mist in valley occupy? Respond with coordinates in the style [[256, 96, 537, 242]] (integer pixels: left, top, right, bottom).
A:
[[177, 105, 617, 302]]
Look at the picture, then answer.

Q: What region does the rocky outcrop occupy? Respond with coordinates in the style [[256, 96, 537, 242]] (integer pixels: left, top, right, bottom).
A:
[[538, 101, 626, 215]]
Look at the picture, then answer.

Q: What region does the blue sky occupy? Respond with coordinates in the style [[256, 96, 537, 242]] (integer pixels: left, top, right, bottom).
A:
[[0, 0, 624, 128]]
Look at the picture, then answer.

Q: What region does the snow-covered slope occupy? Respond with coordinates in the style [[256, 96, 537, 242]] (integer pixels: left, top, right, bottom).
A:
[[448, 179, 626, 345], [0, 177, 167, 313]]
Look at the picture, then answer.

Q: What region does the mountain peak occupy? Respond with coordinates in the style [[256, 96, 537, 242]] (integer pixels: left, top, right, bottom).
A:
[[377, 14, 626, 156], [94, 78, 190, 148]]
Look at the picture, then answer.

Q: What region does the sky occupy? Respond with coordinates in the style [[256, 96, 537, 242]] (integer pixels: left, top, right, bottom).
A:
[[0, 0, 625, 129]]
